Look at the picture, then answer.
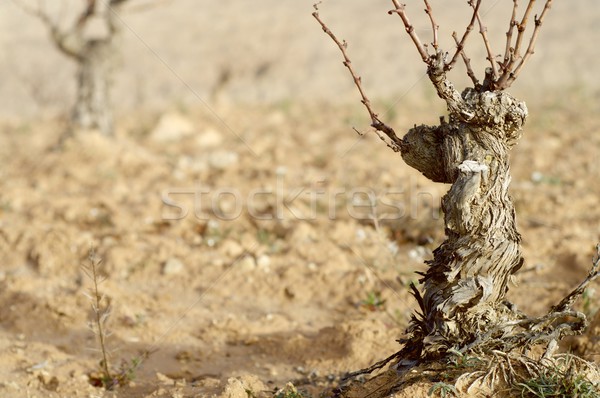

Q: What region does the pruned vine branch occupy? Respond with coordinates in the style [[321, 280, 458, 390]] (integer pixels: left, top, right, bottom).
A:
[[423, 0, 438, 51], [553, 244, 600, 313], [315, 0, 553, 93], [446, 0, 481, 78], [312, 4, 404, 153], [388, 0, 430, 64], [14, 0, 97, 34], [501, 0, 553, 88], [503, 0, 519, 69], [482, 0, 554, 89], [76, 0, 97, 29], [451, 31, 479, 87], [471, 2, 499, 81]]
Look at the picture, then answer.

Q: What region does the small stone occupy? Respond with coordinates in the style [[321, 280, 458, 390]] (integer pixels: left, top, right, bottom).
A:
[[195, 128, 223, 148], [27, 361, 48, 372], [408, 246, 427, 261], [268, 365, 278, 377], [221, 376, 268, 398], [387, 241, 399, 256], [178, 156, 208, 173], [355, 228, 367, 241], [221, 240, 244, 258], [237, 256, 256, 271], [531, 171, 544, 183], [156, 372, 172, 384], [163, 258, 185, 275], [150, 113, 194, 142], [284, 286, 295, 299], [275, 166, 287, 176], [208, 150, 239, 170], [256, 255, 271, 271], [37, 373, 59, 392]]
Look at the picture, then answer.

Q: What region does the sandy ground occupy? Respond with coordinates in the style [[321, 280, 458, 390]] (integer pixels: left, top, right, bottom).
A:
[[1, 1, 600, 397]]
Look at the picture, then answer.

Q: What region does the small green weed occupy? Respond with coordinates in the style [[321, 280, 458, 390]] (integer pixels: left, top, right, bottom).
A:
[[360, 290, 386, 311], [428, 381, 459, 397], [447, 348, 484, 370], [257, 229, 273, 245], [273, 382, 310, 398], [513, 357, 600, 398]]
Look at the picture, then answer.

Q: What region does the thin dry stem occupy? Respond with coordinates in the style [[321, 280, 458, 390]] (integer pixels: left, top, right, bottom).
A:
[[446, 0, 481, 72], [75, 0, 96, 29], [470, 1, 499, 81], [504, 0, 553, 88], [83, 250, 112, 385], [423, 0, 438, 51], [312, 5, 404, 152], [496, 0, 554, 89], [552, 244, 600, 313], [389, 0, 430, 64], [512, 0, 536, 66], [12, 0, 82, 59], [451, 32, 479, 86], [503, 0, 519, 70]]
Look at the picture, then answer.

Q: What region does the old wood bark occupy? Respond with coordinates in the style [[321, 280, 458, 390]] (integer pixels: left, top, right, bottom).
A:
[[400, 59, 528, 357]]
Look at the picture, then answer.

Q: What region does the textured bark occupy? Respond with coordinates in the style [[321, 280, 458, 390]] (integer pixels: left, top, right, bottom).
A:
[[401, 61, 528, 356], [71, 39, 116, 136]]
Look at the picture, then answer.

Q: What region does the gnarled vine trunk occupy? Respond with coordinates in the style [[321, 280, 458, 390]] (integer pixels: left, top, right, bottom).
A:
[[401, 64, 528, 357], [314, 4, 599, 396]]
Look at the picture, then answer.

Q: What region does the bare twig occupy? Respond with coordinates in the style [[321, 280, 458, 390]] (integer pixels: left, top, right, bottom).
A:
[[452, 32, 479, 87], [502, 0, 519, 71], [495, 0, 536, 88], [423, 0, 438, 51], [12, 0, 82, 59], [343, 350, 404, 380], [512, 0, 536, 66], [388, 0, 431, 65], [446, 0, 481, 72], [552, 244, 600, 313], [503, 0, 553, 88], [470, 1, 499, 81], [312, 5, 404, 152], [75, 0, 96, 30]]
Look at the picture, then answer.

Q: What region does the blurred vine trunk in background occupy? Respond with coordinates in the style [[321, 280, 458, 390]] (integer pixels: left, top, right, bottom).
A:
[[71, 37, 118, 136], [18, 0, 129, 136]]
